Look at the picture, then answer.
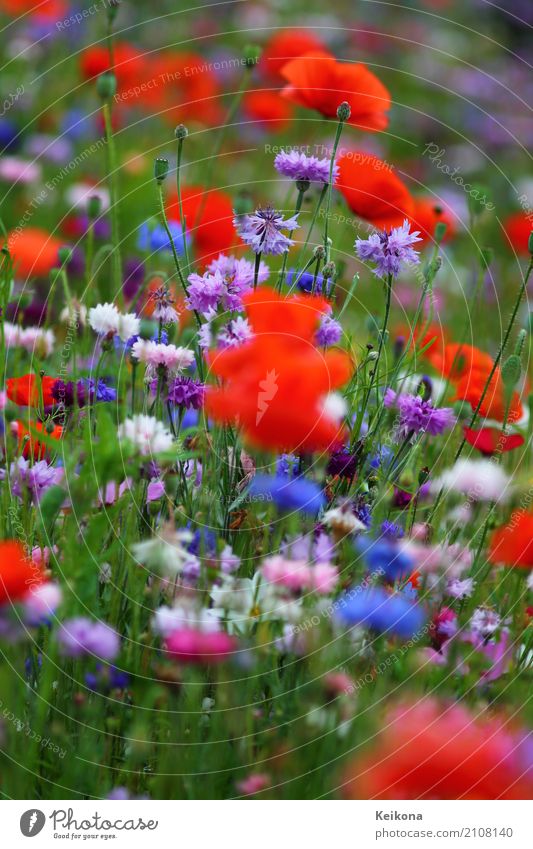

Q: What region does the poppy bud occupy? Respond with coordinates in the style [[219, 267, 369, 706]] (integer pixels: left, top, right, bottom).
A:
[[243, 44, 261, 68], [96, 72, 117, 100], [154, 157, 169, 184], [528, 230, 533, 255], [501, 354, 521, 389], [175, 124, 188, 140], [337, 101, 351, 121], [87, 194, 101, 220], [58, 247, 72, 264], [434, 221, 447, 243]]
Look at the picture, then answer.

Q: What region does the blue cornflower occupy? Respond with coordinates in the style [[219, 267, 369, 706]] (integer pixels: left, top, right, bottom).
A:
[[285, 269, 329, 295], [248, 474, 325, 515], [335, 587, 426, 639], [138, 220, 189, 254], [187, 528, 217, 557], [275, 454, 299, 479], [380, 520, 404, 540], [357, 537, 413, 581]]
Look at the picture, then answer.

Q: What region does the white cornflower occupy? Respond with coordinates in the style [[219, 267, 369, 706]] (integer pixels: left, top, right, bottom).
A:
[[118, 414, 173, 455], [88, 302, 120, 336], [117, 312, 140, 342], [432, 459, 511, 503]]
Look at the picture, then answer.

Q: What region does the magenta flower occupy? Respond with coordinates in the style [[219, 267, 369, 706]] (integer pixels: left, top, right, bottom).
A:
[[384, 388, 455, 439], [165, 628, 237, 664], [234, 207, 300, 255]]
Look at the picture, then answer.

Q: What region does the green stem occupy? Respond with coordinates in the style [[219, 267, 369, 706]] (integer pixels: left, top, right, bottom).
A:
[[102, 101, 122, 307]]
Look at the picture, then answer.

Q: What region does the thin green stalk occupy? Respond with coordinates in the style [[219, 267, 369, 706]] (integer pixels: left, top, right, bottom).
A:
[[102, 101, 122, 307]]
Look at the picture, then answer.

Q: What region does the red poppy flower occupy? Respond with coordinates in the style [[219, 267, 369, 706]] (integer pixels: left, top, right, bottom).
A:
[[280, 51, 391, 132], [14, 420, 63, 460], [4, 228, 61, 278], [205, 288, 353, 453], [146, 52, 222, 126], [463, 427, 524, 457], [80, 43, 149, 92], [337, 152, 414, 230], [489, 510, 533, 569], [260, 29, 327, 80], [0, 540, 44, 605], [6, 374, 57, 407], [502, 212, 532, 256], [0, 0, 66, 18], [453, 370, 523, 424], [410, 197, 457, 244], [242, 90, 293, 132], [166, 185, 238, 265], [343, 698, 533, 799], [427, 342, 494, 383]]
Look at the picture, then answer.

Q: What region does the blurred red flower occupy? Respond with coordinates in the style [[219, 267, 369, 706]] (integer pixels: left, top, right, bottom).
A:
[[489, 510, 533, 569], [205, 288, 353, 452], [147, 52, 223, 126], [260, 29, 327, 80], [14, 420, 63, 460], [337, 152, 414, 230], [167, 185, 238, 265], [242, 90, 293, 132], [463, 427, 524, 457], [0, 0, 66, 18], [0, 540, 44, 605], [80, 42, 149, 91], [280, 51, 390, 131], [6, 374, 57, 407], [342, 698, 533, 799], [4, 227, 61, 278], [410, 197, 457, 244], [502, 211, 532, 256]]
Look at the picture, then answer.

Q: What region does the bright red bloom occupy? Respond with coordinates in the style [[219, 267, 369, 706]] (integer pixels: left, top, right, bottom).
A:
[[502, 212, 532, 256], [343, 698, 533, 799], [337, 152, 414, 230], [280, 51, 391, 132], [489, 510, 533, 569], [205, 288, 353, 453], [260, 29, 327, 80], [410, 198, 457, 244], [0, 540, 44, 605], [463, 427, 524, 457], [242, 90, 293, 132], [166, 185, 238, 265], [146, 52, 222, 126], [0, 0, 66, 18], [424, 342, 493, 382], [453, 370, 523, 424], [14, 420, 63, 460], [4, 228, 61, 278], [80, 43, 148, 92], [6, 374, 57, 407]]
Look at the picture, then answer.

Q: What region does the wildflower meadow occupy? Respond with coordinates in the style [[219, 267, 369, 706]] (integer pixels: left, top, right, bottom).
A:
[[0, 0, 533, 816]]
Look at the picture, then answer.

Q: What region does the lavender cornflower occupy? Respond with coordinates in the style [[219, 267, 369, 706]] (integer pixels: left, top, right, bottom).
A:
[[234, 206, 300, 256], [274, 150, 338, 184], [217, 317, 253, 349], [57, 617, 120, 660], [1, 456, 60, 502], [208, 254, 269, 310], [316, 314, 342, 347], [167, 376, 205, 410], [186, 269, 225, 317], [384, 388, 455, 440], [151, 285, 179, 323], [355, 219, 421, 279]]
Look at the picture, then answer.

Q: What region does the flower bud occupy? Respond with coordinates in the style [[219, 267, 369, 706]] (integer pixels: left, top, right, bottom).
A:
[[96, 72, 117, 100], [528, 230, 533, 255], [243, 44, 261, 68], [87, 194, 101, 220], [175, 124, 188, 140], [313, 245, 326, 260], [337, 101, 351, 121], [295, 178, 310, 194], [58, 247, 72, 265], [322, 261, 336, 279], [154, 157, 169, 184], [501, 354, 521, 389]]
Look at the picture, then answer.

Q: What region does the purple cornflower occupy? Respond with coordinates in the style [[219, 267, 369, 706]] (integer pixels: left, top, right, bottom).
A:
[[217, 316, 253, 349], [51, 378, 116, 408], [167, 376, 205, 410], [186, 269, 226, 317], [384, 388, 455, 440], [326, 447, 358, 480], [57, 617, 120, 661], [316, 314, 342, 347], [151, 285, 179, 323], [355, 219, 421, 279], [207, 254, 269, 311], [274, 150, 338, 184], [1, 456, 60, 502], [234, 206, 300, 255]]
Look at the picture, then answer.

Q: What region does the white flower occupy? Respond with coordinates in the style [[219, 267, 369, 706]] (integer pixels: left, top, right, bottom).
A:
[[118, 414, 173, 455], [131, 339, 195, 372], [60, 303, 87, 326], [432, 459, 511, 503], [117, 312, 140, 342], [132, 528, 195, 577], [209, 573, 302, 634], [323, 504, 366, 535], [322, 392, 348, 422], [527, 572, 533, 591], [4, 322, 55, 357], [65, 183, 109, 211], [89, 302, 120, 336], [152, 602, 218, 637]]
